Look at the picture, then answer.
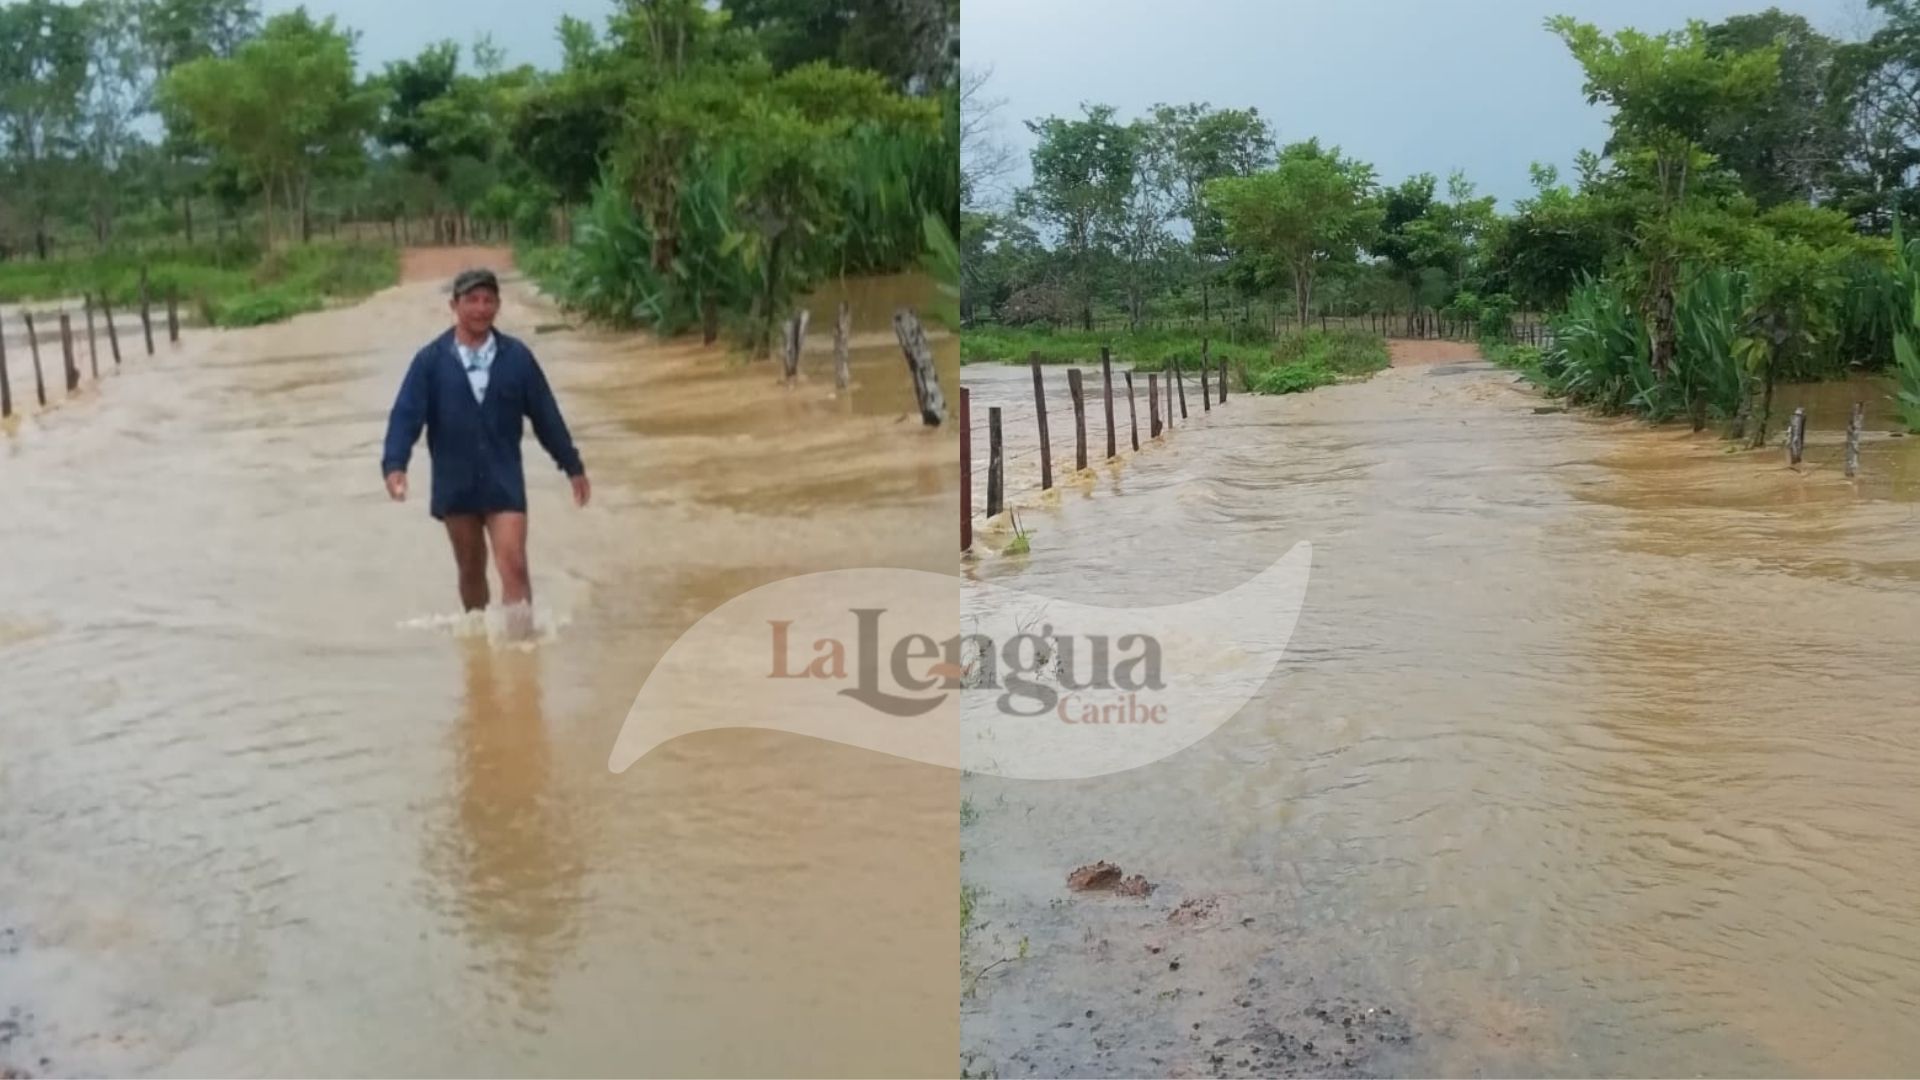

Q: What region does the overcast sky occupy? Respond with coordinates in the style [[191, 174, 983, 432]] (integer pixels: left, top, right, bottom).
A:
[[259, 0, 616, 72], [963, 0, 1872, 210]]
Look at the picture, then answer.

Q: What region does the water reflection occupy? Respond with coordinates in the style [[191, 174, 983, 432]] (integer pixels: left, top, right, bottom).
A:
[[436, 639, 583, 1010]]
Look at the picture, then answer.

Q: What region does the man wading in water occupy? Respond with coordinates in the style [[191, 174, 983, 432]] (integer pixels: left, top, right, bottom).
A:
[[382, 268, 589, 634]]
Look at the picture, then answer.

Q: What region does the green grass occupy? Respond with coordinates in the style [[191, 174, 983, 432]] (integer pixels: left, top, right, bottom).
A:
[[0, 242, 399, 329], [963, 324, 1388, 397], [1483, 341, 1545, 379], [960, 324, 1272, 371], [1240, 330, 1389, 395]]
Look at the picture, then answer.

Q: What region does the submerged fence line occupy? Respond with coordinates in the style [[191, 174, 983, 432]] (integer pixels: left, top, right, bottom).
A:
[[961, 349, 1229, 551], [0, 271, 176, 419]]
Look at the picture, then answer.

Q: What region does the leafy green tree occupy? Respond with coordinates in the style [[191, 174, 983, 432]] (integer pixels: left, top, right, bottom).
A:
[[1549, 15, 1780, 377], [1015, 104, 1134, 330], [1700, 10, 1847, 208], [0, 0, 91, 258], [160, 10, 382, 245], [721, 0, 955, 91], [1206, 138, 1380, 325], [1147, 102, 1274, 323], [1486, 163, 1614, 310]]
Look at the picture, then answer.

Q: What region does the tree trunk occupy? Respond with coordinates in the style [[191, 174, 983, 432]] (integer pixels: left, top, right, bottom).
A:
[[1649, 268, 1676, 379], [262, 178, 275, 249], [1749, 347, 1780, 450]]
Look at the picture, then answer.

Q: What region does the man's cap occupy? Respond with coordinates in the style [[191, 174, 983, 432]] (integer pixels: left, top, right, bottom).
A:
[[451, 267, 499, 298]]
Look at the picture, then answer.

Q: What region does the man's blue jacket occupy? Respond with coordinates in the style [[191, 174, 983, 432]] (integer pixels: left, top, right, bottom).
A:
[[381, 328, 584, 520]]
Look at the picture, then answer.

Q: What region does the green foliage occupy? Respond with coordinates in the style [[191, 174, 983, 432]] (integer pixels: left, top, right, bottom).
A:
[[534, 27, 955, 347], [958, 324, 1269, 370], [1206, 139, 1381, 325], [922, 213, 959, 330], [0, 240, 393, 328], [1483, 342, 1544, 375], [1891, 215, 1920, 432], [1540, 275, 1651, 413], [1250, 359, 1338, 395], [159, 10, 383, 245]]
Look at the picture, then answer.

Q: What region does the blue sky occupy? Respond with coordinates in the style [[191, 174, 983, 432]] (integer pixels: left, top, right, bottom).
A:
[[962, 0, 1871, 209]]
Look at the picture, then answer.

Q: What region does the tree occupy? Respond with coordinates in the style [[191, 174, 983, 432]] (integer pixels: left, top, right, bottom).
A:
[[1147, 102, 1274, 323], [1015, 104, 1134, 330], [77, 0, 154, 247], [1549, 15, 1780, 377], [959, 65, 1014, 208], [1487, 163, 1613, 309], [1116, 117, 1175, 330], [1832, 0, 1920, 231], [0, 0, 91, 258], [720, 0, 956, 92], [1206, 138, 1379, 325], [141, 0, 262, 245], [1700, 10, 1847, 208], [160, 10, 382, 246]]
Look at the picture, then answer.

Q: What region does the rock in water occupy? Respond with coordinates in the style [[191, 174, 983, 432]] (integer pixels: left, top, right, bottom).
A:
[[1067, 861, 1124, 891]]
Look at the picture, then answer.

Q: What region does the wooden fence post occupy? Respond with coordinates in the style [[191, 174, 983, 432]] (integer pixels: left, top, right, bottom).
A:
[[1846, 401, 1864, 478], [59, 313, 77, 393], [1219, 358, 1228, 403], [1101, 346, 1117, 460], [1068, 368, 1088, 471], [1165, 368, 1174, 428], [960, 387, 971, 551], [1175, 355, 1188, 419], [84, 294, 98, 379], [1125, 370, 1139, 451], [102, 294, 121, 365], [892, 309, 944, 425], [834, 301, 850, 392], [1200, 357, 1212, 413], [0, 314, 11, 418], [987, 406, 1004, 518], [139, 266, 154, 356], [1787, 406, 1807, 465], [167, 287, 180, 344], [1030, 353, 1053, 490], [1149, 373, 1161, 437], [25, 312, 46, 407], [782, 308, 809, 385]]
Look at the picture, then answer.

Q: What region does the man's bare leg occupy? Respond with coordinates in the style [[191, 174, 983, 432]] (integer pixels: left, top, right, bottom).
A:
[[444, 514, 491, 612], [486, 512, 534, 638]]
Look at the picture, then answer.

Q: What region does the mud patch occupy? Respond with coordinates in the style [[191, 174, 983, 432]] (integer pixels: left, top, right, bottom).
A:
[[1066, 862, 1122, 891], [1195, 996, 1415, 1079], [1167, 896, 1219, 925]]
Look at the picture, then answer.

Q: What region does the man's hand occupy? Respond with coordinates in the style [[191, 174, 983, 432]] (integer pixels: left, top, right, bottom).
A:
[[385, 471, 408, 502], [571, 473, 591, 508]]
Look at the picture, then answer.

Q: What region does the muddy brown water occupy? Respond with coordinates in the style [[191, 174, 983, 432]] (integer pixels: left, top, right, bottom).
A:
[[0, 249, 958, 1076], [960, 354, 1920, 1077]]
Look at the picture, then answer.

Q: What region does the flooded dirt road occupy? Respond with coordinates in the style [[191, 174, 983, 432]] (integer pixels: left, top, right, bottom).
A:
[[0, 248, 958, 1076], [960, 353, 1920, 1077]]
